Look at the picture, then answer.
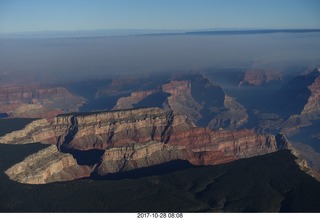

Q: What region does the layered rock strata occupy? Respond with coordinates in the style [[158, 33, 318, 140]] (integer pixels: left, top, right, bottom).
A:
[[113, 89, 158, 110], [8, 104, 64, 119], [1, 107, 288, 184], [112, 75, 248, 130], [162, 80, 203, 122], [0, 84, 85, 117], [239, 69, 283, 86], [5, 145, 93, 184], [302, 73, 320, 114]]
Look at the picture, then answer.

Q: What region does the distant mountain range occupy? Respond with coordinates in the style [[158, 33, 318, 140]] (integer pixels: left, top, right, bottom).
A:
[[1, 28, 320, 39]]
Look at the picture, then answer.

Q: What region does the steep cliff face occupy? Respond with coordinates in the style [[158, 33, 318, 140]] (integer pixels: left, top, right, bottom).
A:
[[5, 145, 93, 184], [1, 107, 287, 184], [208, 95, 248, 130], [162, 80, 202, 122], [302, 73, 320, 114], [239, 69, 283, 86], [0, 84, 86, 117], [113, 90, 158, 110], [260, 68, 320, 135], [96, 127, 281, 176], [96, 141, 185, 175], [8, 104, 64, 119], [109, 74, 248, 130], [54, 108, 193, 150], [271, 68, 320, 118], [0, 108, 194, 150], [0, 119, 56, 144]]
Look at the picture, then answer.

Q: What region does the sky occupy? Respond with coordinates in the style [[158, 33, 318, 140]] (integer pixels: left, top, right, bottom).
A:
[[0, 0, 320, 33]]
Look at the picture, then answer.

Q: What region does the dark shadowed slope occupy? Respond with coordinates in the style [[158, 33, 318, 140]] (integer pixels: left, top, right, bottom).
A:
[[271, 69, 320, 118], [0, 145, 319, 212], [0, 118, 36, 137]]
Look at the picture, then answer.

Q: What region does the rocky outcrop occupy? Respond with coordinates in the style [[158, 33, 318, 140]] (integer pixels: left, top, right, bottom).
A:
[[271, 68, 320, 118], [0, 84, 86, 117], [0, 108, 195, 149], [113, 89, 158, 110], [96, 127, 281, 176], [5, 145, 93, 184], [96, 141, 185, 175], [54, 108, 193, 150], [1, 107, 287, 184], [302, 71, 320, 114], [162, 80, 202, 122], [7, 104, 63, 119], [275, 133, 292, 149], [239, 69, 283, 86], [0, 119, 55, 143], [109, 74, 248, 130], [208, 95, 248, 130], [260, 68, 320, 135], [253, 68, 320, 135], [290, 145, 320, 182]]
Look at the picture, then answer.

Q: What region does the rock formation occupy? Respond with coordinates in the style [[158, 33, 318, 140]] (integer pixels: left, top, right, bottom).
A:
[[7, 104, 64, 119], [208, 95, 248, 129], [0, 84, 86, 118], [253, 68, 320, 135], [112, 74, 248, 130], [162, 80, 202, 122], [113, 89, 158, 110], [302, 70, 320, 114], [239, 69, 283, 86], [0, 107, 288, 184], [0, 108, 195, 149], [5, 145, 93, 184]]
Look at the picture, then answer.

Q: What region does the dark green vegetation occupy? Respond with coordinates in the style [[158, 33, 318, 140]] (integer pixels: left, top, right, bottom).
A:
[[0, 118, 36, 137], [0, 144, 320, 212]]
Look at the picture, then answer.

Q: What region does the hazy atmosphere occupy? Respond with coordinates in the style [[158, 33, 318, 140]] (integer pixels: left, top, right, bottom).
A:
[[1, 0, 320, 82], [0, 32, 319, 82]]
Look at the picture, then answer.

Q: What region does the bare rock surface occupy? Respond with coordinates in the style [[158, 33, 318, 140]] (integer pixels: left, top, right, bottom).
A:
[[0, 84, 85, 118], [5, 145, 93, 184], [1, 107, 288, 184]]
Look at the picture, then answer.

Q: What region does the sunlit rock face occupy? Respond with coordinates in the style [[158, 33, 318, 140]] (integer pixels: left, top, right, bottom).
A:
[[302, 73, 320, 115], [111, 74, 248, 130], [239, 69, 283, 86], [113, 90, 158, 110], [5, 145, 93, 184], [0, 84, 85, 118], [1, 107, 288, 184]]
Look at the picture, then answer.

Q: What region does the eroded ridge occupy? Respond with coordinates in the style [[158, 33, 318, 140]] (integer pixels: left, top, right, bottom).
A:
[[1, 107, 289, 184]]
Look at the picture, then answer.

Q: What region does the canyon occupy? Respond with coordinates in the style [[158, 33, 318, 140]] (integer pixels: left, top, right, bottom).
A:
[[111, 74, 248, 130], [0, 107, 288, 184], [0, 68, 319, 189], [0, 84, 85, 118]]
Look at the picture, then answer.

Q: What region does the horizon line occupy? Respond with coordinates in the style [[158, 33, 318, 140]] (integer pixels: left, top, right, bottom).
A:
[[1, 28, 320, 39]]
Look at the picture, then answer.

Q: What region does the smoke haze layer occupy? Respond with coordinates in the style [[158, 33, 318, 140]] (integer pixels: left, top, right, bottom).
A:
[[0, 32, 320, 82]]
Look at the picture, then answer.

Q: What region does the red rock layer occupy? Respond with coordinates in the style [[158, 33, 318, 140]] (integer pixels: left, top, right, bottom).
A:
[[239, 69, 282, 86], [0, 84, 85, 117], [1, 107, 287, 184]]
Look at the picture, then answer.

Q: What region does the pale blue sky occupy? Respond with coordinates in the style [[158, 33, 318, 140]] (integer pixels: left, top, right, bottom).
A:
[[0, 0, 319, 33]]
